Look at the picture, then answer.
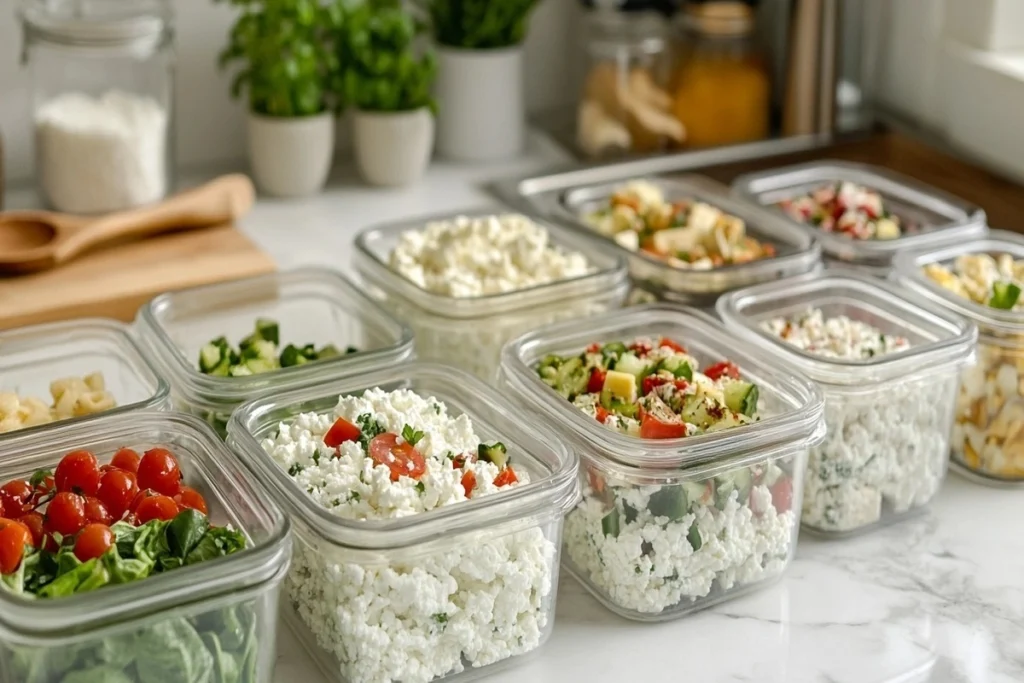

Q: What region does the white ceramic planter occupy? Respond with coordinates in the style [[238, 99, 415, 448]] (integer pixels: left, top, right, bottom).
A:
[[247, 112, 334, 198], [435, 45, 525, 162], [352, 108, 434, 187]]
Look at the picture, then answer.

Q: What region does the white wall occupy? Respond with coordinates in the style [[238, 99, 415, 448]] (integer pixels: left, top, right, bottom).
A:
[[0, 0, 583, 184]]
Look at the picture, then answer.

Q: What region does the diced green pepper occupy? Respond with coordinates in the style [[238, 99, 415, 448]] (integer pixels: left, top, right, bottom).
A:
[[989, 282, 1022, 310], [601, 508, 621, 538]]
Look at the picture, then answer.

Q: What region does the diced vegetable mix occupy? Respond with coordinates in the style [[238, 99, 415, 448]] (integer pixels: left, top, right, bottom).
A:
[[776, 181, 904, 240], [924, 253, 1024, 311], [536, 337, 759, 439], [198, 318, 356, 377], [584, 180, 777, 269]]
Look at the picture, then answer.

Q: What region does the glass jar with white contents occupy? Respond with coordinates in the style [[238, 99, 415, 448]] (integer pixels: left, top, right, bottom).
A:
[[354, 211, 631, 382], [20, 0, 174, 213], [499, 304, 825, 621], [894, 232, 1024, 486], [718, 271, 977, 535], [227, 363, 579, 683]]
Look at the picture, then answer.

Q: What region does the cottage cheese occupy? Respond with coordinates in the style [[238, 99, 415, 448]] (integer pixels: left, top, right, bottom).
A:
[[262, 388, 556, 683], [763, 308, 952, 533], [564, 461, 797, 616]]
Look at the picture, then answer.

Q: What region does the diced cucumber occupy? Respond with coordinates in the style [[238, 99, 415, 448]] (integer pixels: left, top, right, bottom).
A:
[[647, 487, 687, 522], [478, 442, 508, 468], [723, 380, 759, 417], [602, 342, 628, 365], [610, 400, 638, 419], [687, 522, 702, 551], [317, 344, 341, 360], [245, 358, 277, 374], [715, 469, 754, 509], [614, 352, 653, 383], [229, 365, 253, 377], [681, 394, 714, 428], [681, 480, 713, 509], [256, 318, 280, 345], [553, 356, 589, 399], [602, 508, 620, 538], [732, 468, 753, 504], [199, 343, 225, 374], [241, 339, 277, 362], [280, 344, 309, 368], [538, 355, 565, 385], [661, 356, 693, 381], [208, 358, 231, 377]]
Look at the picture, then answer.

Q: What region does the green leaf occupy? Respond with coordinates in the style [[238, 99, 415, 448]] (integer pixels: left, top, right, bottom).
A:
[[401, 424, 425, 446], [167, 509, 211, 559], [185, 527, 247, 566], [133, 619, 215, 683], [59, 667, 135, 683], [37, 557, 110, 599], [29, 469, 53, 489]]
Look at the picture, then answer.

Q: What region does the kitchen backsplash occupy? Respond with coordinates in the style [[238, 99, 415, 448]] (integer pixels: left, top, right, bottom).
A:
[[0, 0, 585, 184]]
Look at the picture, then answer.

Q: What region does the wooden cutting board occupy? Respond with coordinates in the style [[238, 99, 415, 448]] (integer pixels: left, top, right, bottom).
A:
[[0, 224, 275, 331]]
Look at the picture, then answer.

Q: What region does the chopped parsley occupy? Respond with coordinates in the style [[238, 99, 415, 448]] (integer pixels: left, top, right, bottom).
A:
[[401, 424, 425, 446], [432, 613, 448, 624], [415, 481, 425, 494], [288, 463, 304, 476]]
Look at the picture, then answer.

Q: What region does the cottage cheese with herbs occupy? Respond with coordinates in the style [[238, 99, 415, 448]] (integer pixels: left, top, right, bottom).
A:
[[262, 388, 556, 683], [925, 253, 1024, 480], [763, 307, 953, 533]]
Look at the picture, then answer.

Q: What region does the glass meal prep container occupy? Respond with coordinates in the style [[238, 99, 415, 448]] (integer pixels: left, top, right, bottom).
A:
[[550, 175, 822, 306], [0, 410, 291, 683], [354, 211, 631, 382], [893, 231, 1024, 486], [136, 268, 414, 436], [717, 271, 977, 536], [0, 318, 169, 443], [498, 304, 826, 622], [227, 362, 579, 683], [731, 160, 987, 275]]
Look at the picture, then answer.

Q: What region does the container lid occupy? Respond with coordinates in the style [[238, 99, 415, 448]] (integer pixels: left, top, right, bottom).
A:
[[354, 209, 631, 319], [717, 269, 977, 388], [227, 363, 579, 551], [21, 0, 170, 50], [499, 303, 825, 471], [893, 230, 1024, 336], [552, 175, 822, 302], [732, 160, 988, 267], [0, 411, 290, 636]]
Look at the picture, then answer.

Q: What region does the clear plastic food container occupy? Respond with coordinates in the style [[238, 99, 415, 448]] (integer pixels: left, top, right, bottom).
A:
[[227, 363, 579, 683], [0, 410, 291, 683], [551, 176, 822, 305], [732, 160, 987, 274], [893, 231, 1024, 486], [717, 271, 977, 535], [354, 211, 631, 382], [136, 268, 414, 436], [498, 304, 825, 621], [0, 318, 169, 443]]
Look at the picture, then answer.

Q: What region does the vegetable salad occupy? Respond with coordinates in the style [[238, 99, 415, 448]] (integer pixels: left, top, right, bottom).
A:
[[777, 181, 903, 240], [198, 318, 355, 377]]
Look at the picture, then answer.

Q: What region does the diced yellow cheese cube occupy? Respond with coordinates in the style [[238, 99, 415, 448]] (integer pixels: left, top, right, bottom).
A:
[[602, 370, 637, 403], [874, 218, 901, 240]]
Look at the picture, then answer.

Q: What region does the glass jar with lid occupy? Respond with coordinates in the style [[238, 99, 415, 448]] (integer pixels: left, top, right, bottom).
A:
[[20, 0, 175, 214]]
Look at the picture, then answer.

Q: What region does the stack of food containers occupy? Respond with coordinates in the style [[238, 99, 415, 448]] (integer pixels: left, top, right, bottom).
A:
[[894, 231, 1024, 485], [718, 271, 977, 535], [226, 363, 579, 682], [498, 304, 825, 620]]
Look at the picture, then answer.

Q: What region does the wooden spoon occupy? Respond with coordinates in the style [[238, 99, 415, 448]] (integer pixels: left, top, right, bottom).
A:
[[0, 174, 256, 274]]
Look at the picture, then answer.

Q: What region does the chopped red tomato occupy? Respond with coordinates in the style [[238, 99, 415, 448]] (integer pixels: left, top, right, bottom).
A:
[[639, 413, 688, 439], [585, 343, 601, 354], [324, 417, 361, 449], [629, 340, 653, 357], [493, 467, 518, 487], [770, 477, 793, 514], [587, 368, 607, 394], [658, 338, 687, 354], [368, 433, 426, 482], [703, 361, 740, 381], [642, 375, 670, 396], [461, 471, 477, 498], [595, 405, 610, 424]]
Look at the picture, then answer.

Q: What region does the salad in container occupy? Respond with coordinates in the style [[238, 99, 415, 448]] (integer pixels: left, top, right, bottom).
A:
[[227, 363, 579, 683], [498, 304, 825, 621], [0, 411, 290, 683], [718, 271, 976, 535]]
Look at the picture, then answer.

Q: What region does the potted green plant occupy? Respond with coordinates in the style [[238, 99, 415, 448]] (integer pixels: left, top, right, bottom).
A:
[[340, 1, 437, 187], [420, 0, 539, 161], [217, 0, 343, 197]]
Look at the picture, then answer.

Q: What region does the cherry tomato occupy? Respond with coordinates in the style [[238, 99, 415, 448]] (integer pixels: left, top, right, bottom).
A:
[[770, 477, 793, 514], [461, 471, 477, 498], [703, 361, 740, 382], [658, 338, 687, 354], [585, 343, 601, 354], [595, 405, 610, 424], [17, 512, 44, 548], [323, 417, 361, 449], [639, 413, 688, 440], [493, 467, 518, 488], [109, 448, 141, 474], [55, 450, 101, 497], [173, 486, 208, 515], [74, 523, 114, 562], [83, 497, 113, 525], [97, 469, 138, 520], [368, 433, 426, 482], [45, 492, 87, 538], [587, 368, 607, 394], [128, 489, 154, 514], [0, 519, 33, 574], [135, 495, 179, 524], [0, 480, 33, 517], [137, 448, 182, 497]]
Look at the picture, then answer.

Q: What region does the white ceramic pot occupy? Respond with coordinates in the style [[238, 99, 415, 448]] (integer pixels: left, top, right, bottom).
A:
[[352, 108, 434, 187], [435, 45, 525, 162], [247, 112, 334, 198]]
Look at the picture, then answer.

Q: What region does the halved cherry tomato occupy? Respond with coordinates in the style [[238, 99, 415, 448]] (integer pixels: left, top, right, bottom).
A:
[[83, 497, 113, 525], [17, 512, 44, 548], [45, 492, 87, 537], [135, 495, 179, 524], [324, 417, 361, 449], [55, 450, 101, 497], [703, 361, 740, 381], [493, 467, 518, 488], [174, 486, 208, 515], [595, 405, 610, 424], [658, 337, 687, 354], [137, 448, 182, 497], [0, 519, 33, 574], [110, 448, 141, 474], [587, 368, 607, 394], [97, 469, 138, 520], [585, 343, 601, 354], [1, 480, 34, 517], [639, 413, 688, 439], [770, 477, 793, 514], [368, 433, 426, 482], [74, 523, 114, 562], [461, 471, 477, 498]]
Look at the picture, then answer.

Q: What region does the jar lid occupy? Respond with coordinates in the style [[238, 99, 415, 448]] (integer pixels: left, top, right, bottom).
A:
[[21, 0, 170, 49], [682, 0, 755, 36], [585, 9, 667, 56]]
